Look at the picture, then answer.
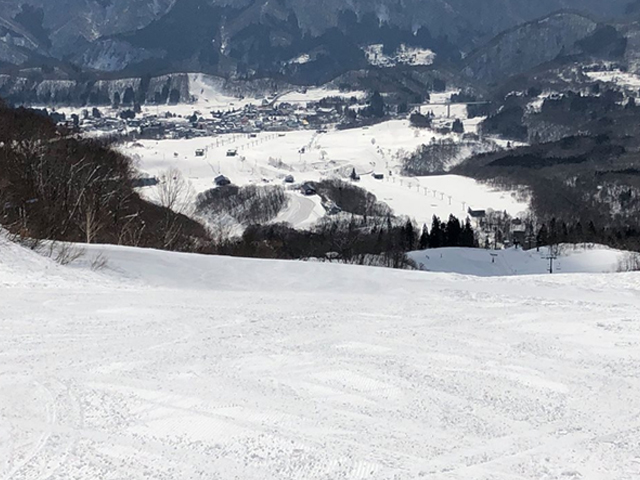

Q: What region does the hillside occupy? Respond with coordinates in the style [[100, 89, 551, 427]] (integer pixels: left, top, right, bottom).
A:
[[461, 12, 599, 85], [2, 238, 640, 478]]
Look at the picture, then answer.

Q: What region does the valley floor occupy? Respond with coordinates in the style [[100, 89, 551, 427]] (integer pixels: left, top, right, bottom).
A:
[[1, 241, 640, 479], [125, 120, 528, 228]]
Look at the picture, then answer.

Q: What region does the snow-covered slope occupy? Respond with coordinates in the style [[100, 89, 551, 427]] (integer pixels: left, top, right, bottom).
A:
[[409, 245, 630, 276], [2, 241, 640, 479], [124, 120, 525, 228], [0, 233, 100, 288]]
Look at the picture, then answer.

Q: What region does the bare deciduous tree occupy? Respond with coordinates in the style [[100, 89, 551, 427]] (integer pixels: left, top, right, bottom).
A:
[[155, 167, 195, 216]]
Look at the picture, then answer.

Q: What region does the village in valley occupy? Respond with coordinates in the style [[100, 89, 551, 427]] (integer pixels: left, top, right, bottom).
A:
[[36, 75, 530, 253]]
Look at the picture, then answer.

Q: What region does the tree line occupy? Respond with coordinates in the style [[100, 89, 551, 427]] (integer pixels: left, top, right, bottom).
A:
[[418, 215, 477, 249], [213, 213, 477, 267]]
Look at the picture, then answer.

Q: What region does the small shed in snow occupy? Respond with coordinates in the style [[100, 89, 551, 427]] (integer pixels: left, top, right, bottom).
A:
[[214, 175, 231, 187], [301, 183, 317, 196]]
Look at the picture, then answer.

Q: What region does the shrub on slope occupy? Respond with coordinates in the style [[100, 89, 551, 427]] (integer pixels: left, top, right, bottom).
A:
[[196, 185, 289, 226], [310, 179, 391, 217]]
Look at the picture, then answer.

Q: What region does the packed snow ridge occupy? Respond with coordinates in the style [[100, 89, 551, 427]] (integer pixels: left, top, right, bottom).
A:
[[2, 237, 640, 479]]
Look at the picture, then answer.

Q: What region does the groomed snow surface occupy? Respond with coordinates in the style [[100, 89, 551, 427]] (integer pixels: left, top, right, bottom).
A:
[[2, 235, 640, 479]]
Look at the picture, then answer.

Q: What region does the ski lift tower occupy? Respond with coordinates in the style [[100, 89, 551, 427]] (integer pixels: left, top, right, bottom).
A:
[[542, 246, 559, 274]]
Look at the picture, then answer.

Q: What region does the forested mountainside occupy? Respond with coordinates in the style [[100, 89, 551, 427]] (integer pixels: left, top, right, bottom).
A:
[[0, 0, 633, 84], [455, 98, 640, 251]]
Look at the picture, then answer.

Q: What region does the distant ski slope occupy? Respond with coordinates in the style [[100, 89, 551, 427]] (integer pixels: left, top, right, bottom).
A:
[[1, 239, 640, 479], [409, 245, 629, 276]]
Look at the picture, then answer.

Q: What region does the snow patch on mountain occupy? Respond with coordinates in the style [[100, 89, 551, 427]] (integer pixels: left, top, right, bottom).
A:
[[585, 70, 640, 88], [287, 53, 311, 65], [76, 39, 164, 72], [363, 44, 435, 67]]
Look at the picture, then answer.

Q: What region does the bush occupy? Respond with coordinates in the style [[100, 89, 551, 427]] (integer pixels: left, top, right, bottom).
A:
[[618, 252, 640, 272], [196, 185, 289, 225], [409, 112, 432, 128], [311, 179, 391, 216]]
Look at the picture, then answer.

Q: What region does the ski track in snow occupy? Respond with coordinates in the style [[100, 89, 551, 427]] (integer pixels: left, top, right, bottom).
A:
[[1, 242, 640, 479]]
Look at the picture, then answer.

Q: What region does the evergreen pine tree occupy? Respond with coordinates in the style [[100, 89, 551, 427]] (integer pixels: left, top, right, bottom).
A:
[[461, 218, 476, 247], [122, 87, 135, 105], [445, 214, 462, 246], [429, 215, 444, 248], [537, 224, 549, 248], [548, 218, 558, 245], [403, 219, 416, 251], [368, 91, 385, 118], [419, 224, 430, 249]]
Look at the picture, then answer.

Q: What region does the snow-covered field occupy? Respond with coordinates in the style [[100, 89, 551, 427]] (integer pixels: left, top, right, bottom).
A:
[[125, 120, 524, 228], [50, 84, 517, 229], [419, 91, 471, 122], [179, 75, 367, 116], [2, 236, 640, 479], [409, 244, 631, 276], [359, 174, 527, 226]]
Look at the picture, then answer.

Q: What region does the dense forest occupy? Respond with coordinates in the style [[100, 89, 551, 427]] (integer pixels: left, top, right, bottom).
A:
[[455, 135, 640, 251]]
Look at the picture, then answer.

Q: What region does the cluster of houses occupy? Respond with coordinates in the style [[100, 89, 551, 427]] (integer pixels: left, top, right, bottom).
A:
[[47, 95, 361, 141]]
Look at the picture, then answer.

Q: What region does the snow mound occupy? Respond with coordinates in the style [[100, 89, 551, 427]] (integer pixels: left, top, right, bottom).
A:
[[0, 234, 77, 287], [72, 243, 445, 294], [0, 233, 116, 288]]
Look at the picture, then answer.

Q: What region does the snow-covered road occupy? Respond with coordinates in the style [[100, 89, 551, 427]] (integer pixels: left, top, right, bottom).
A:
[[273, 193, 324, 229], [1, 241, 640, 479]]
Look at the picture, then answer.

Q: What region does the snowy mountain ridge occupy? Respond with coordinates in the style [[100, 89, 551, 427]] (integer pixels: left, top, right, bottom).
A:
[[0, 0, 633, 84]]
